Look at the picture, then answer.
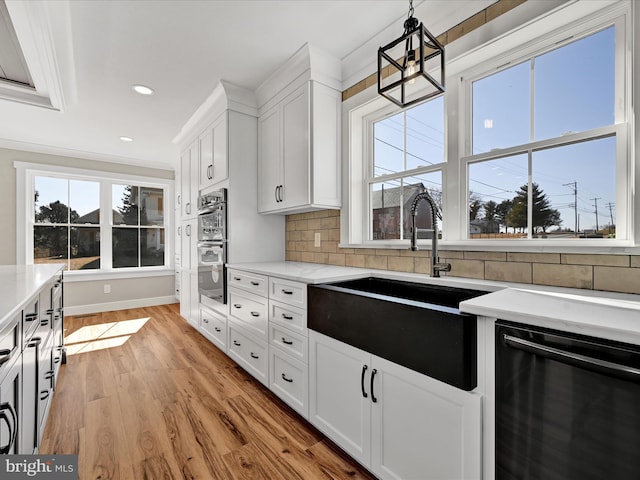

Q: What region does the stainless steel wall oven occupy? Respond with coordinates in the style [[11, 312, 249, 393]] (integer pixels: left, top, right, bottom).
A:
[[197, 189, 227, 306]]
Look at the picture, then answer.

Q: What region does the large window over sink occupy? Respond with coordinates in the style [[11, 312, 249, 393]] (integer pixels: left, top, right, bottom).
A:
[[465, 24, 621, 240], [344, 2, 633, 250]]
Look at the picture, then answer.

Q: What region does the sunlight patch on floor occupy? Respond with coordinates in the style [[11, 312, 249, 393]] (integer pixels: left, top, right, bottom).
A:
[[65, 317, 150, 355]]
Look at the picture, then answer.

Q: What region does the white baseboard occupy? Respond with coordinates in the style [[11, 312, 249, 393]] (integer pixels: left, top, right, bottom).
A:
[[63, 295, 178, 316]]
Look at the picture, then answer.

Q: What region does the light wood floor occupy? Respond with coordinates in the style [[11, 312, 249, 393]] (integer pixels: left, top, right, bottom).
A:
[[40, 303, 376, 480]]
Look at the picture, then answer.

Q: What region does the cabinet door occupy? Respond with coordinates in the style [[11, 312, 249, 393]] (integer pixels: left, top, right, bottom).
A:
[[0, 355, 20, 455], [179, 269, 190, 321], [258, 105, 282, 213], [180, 141, 198, 217], [281, 84, 309, 210], [189, 272, 199, 329], [309, 331, 371, 466], [21, 337, 39, 454], [370, 356, 482, 480], [212, 113, 228, 185], [199, 127, 213, 190]]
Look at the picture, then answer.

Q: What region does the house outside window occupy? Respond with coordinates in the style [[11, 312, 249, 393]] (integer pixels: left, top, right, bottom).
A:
[[19, 164, 172, 273], [369, 97, 444, 242]]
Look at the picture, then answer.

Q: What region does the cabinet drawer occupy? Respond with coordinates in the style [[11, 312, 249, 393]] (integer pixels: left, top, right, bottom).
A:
[[22, 295, 39, 342], [228, 324, 268, 386], [269, 277, 306, 309], [270, 348, 308, 418], [228, 288, 268, 339], [0, 312, 21, 382], [200, 307, 227, 352], [270, 323, 307, 364], [269, 299, 306, 335], [228, 269, 269, 297]]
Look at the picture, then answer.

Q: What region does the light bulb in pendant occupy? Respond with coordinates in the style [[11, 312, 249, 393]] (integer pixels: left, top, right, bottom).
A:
[[407, 49, 416, 84]]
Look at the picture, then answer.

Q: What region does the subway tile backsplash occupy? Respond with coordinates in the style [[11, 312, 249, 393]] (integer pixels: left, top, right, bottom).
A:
[[286, 210, 640, 295]]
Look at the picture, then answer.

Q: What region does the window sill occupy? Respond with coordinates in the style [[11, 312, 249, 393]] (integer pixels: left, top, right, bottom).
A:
[[339, 240, 640, 255], [62, 267, 175, 283]]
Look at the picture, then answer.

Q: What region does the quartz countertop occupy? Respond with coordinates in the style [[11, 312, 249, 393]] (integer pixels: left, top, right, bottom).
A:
[[227, 261, 502, 290], [228, 261, 640, 342], [0, 264, 65, 328]]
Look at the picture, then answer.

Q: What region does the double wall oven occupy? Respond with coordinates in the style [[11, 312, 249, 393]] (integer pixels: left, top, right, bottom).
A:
[[197, 189, 227, 307]]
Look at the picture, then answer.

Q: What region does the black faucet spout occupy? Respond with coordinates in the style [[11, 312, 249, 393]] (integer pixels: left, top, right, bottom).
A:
[[409, 191, 451, 277]]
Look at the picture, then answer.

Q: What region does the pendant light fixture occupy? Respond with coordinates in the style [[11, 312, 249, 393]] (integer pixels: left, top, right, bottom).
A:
[[378, 0, 445, 108]]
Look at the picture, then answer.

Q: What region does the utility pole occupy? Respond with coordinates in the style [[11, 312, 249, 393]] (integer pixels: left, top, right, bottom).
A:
[[591, 197, 602, 232], [606, 202, 615, 235], [564, 181, 578, 235]]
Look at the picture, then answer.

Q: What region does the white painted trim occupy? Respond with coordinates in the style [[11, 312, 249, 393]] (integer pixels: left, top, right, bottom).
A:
[[4, 0, 69, 111], [172, 80, 258, 149], [62, 269, 174, 283], [64, 295, 178, 316], [2, 138, 175, 171], [255, 43, 341, 108]]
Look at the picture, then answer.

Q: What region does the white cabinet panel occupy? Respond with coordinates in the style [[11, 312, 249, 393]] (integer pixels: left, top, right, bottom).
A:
[[270, 348, 307, 417], [228, 288, 268, 339], [228, 269, 269, 297], [371, 356, 482, 480], [309, 331, 371, 466], [258, 81, 340, 215], [309, 330, 482, 480], [258, 105, 281, 212], [199, 113, 228, 190]]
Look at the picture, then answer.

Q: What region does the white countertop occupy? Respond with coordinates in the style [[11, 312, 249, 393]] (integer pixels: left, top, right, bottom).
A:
[[228, 261, 640, 343], [0, 264, 64, 328]]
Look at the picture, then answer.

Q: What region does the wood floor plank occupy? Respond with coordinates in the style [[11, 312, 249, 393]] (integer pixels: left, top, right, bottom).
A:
[[40, 303, 376, 480], [85, 396, 135, 480]]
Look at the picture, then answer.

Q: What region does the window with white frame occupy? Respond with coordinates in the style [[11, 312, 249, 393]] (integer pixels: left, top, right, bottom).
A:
[[368, 96, 444, 241], [23, 165, 171, 272], [346, 2, 632, 249], [463, 22, 623, 241]]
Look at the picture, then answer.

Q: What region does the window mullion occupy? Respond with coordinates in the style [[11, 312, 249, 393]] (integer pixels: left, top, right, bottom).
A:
[[102, 180, 112, 270]]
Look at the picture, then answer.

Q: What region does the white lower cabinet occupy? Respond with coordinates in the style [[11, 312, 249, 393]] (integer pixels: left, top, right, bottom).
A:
[[228, 322, 268, 386], [309, 330, 482, 480], [200, 306, 227, 352], [269, 347, 308, 417]]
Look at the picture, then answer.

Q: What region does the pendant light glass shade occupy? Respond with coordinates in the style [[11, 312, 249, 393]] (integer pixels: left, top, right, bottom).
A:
[[378, 3, 445, 108]]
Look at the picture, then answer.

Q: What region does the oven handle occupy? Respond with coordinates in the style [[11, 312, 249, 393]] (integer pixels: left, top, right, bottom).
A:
[[504, 334, 640, 383]]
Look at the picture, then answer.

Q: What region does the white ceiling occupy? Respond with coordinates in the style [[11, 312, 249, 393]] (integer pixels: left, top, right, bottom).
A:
[[0, 0, 493, 171]]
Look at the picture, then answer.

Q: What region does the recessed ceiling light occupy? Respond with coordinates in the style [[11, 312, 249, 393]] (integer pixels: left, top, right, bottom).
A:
[[132, 84, 154, 95], [120, 136, 133, 142]]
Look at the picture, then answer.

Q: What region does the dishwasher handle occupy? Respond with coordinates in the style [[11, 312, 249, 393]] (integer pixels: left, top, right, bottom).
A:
[[504, 334, 640, 383]]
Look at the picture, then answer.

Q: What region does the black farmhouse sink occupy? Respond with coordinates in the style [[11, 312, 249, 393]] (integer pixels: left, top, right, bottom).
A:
[[308, 277, 489, 391]]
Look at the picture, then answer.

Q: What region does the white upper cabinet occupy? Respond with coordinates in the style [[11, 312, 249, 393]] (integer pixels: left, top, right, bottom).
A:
[[180, 140, 198, 217], [198, 112, 228, 190], [256, 43, 342, 215]]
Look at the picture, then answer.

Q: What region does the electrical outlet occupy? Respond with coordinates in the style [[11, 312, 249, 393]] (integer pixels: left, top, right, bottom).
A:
[[314, 232, 321, 247], [104, 284, 111, 294]]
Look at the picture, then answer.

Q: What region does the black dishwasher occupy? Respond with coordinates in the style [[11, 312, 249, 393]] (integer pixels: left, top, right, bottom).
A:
[[496, 320, 640, 480]]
